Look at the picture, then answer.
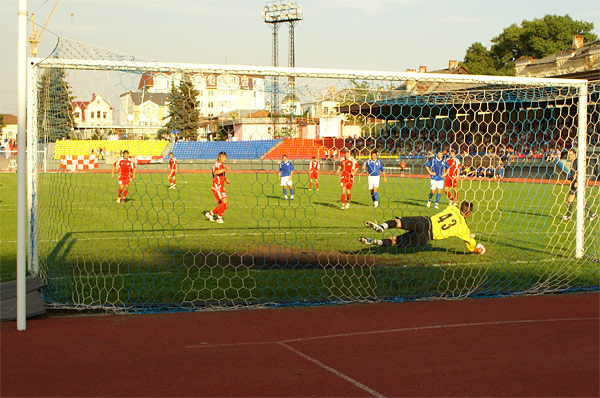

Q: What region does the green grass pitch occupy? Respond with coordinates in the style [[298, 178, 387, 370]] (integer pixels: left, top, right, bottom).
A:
[[1, 169, 598, 310]]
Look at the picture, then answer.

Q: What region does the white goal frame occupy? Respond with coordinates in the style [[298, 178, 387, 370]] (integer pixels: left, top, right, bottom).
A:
[[17, 56, 590, 329]]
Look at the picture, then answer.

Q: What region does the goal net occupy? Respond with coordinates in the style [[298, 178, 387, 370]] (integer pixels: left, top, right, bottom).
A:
[[28, 38, 599, 312]]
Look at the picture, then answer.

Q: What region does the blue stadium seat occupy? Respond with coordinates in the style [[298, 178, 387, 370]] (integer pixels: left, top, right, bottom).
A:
[[170, 140, 281, 160]]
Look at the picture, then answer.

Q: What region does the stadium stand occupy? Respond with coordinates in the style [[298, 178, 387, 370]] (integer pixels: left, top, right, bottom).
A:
[[263, 138, 328, 160], [317, 137, 347, 152], [171, 139, 281, 160], [54, 140, 168, 159]]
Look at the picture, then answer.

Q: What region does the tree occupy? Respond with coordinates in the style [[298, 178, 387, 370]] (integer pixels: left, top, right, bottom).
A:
[[37, 68, 74, 141], [163, 74, 200, 140], [461, 15, 597, 76]]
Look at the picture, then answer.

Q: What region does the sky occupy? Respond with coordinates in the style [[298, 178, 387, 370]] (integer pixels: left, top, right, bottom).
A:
[[1, 0, 599, 114]]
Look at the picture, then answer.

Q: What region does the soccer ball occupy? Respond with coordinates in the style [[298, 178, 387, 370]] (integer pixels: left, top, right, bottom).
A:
[[474, 243, 486, 255]]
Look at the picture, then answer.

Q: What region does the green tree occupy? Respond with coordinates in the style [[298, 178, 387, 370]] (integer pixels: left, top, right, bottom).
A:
[[163, 74, 200, 140], [462, 15, 597, 76], [37, 68, 74, 141]]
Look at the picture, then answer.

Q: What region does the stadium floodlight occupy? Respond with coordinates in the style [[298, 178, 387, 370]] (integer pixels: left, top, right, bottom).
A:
[[263, 0, 303, 23]]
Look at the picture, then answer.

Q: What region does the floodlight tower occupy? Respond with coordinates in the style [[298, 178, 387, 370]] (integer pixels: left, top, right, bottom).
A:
[[263, 1, 303, 121]]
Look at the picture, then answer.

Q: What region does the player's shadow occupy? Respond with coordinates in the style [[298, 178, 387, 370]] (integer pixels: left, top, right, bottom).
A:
[[313, 201, 371, 208], [500, 208, 548, 218], [264, 195, 285, 200], [313, 201, 339, 209], [391, 199, 425, 207]]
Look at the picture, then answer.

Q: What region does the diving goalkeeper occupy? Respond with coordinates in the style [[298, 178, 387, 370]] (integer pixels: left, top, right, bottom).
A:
[[359, 200, 485, 254]]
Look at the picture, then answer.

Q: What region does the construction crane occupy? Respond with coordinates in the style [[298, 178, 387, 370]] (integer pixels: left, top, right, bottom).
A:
[[29, 0, 61, 57]]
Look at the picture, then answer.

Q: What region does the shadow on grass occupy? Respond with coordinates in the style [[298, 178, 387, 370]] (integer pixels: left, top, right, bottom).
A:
[[500, 207, 549, 218]]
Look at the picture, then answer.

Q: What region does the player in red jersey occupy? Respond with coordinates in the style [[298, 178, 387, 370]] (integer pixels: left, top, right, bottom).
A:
[[111, 150, 136, 204], [444, 149, 461, 205], [337, 150, 359, 209], [398, 159, 407, 177], [205, 151, 231, 224], [308, 156, 320, 191], [167, 152, 178, 189]]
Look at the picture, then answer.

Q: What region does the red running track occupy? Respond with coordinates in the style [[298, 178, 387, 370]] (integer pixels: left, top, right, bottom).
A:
[[2, 293, 598, 397]]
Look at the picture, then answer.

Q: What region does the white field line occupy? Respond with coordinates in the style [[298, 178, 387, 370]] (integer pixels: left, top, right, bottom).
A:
[[2, 230, 358, 244], [185, 317, 599, 349], [431, 257, 565, 267], [278, 342, 386, 398]]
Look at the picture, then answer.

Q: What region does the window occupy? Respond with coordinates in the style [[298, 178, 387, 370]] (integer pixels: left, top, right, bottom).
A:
[[74, 112, 80, 118], [103, 112, 107, 119], [208, 102, 214, 108], [90, 112, 94, 118], [97, 111, 101, 118]]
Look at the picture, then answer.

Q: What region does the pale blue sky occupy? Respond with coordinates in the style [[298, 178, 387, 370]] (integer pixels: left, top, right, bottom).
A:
[[1, 0, 598, 113]]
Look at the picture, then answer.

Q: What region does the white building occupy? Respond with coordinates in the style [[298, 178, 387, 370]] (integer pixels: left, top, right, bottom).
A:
[[72, 93, 113, 128], [137, 72, 266, 117]]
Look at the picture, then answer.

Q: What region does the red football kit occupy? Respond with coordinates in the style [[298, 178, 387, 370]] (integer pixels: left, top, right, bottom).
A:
[[445, 157, 461, 188], [212, 161, 227, 202], [339, 158, 358, 189], [169, 157, 177, 176], [309, 160, 320, 179], [115, 158, 135, 185]]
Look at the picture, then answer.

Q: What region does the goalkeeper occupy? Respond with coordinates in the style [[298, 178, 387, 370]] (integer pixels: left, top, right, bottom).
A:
[[359, 200, 485, 254]]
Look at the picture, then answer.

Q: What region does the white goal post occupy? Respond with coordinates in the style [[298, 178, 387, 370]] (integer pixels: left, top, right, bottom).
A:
[[16, 54, 595, 327]]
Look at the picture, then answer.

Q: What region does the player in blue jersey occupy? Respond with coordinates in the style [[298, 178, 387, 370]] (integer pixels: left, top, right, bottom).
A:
[[424, 150, 449, 209], [278, 155, 295, 200], [363, 151, 388, 208]]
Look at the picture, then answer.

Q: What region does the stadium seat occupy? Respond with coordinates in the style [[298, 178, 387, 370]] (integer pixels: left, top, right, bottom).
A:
[[170, 140, 282, 160], [263, 139, 327, 160], [54, 140, 168, 159]]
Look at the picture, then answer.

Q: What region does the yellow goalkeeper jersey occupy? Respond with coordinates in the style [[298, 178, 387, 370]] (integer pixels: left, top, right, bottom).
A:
[[430, 205, 477, 252]]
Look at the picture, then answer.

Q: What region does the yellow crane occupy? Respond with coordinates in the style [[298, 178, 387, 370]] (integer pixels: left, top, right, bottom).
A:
[[29, 0, 61, 57]]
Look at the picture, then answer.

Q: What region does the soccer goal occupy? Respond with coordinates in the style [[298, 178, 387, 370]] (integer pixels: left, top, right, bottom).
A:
[[25, 39, 599, 313]]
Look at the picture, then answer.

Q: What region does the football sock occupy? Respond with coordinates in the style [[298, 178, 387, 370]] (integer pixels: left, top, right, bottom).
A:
[[341, 194, 346, 204], [290, 188, 294, 195], [382, 219, 397, 229], [347, 193, 351, 202], [566, 201, 574, 216], [309, 182, 313, 189], [218, 202, 228, 217], [283, 188, 287, 196], [374, 192, 379, 202], [428, 192, 433, 201], [118, 188, 123, 197], [454, 192, 459, 202], [436, 193, 441, 203], [316, 182, 319, 189], [446, 191, 453, 200], [122, 190, 128, 199], [585, 203, 594, 217]]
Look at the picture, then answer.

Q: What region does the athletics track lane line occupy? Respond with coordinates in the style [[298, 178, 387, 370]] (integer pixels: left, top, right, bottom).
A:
[[185, 316, 599, 349], [185, 316, 598, 398]]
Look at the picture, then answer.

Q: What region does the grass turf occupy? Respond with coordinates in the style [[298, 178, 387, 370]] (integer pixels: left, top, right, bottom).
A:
[[1, 169, 598, 311]]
